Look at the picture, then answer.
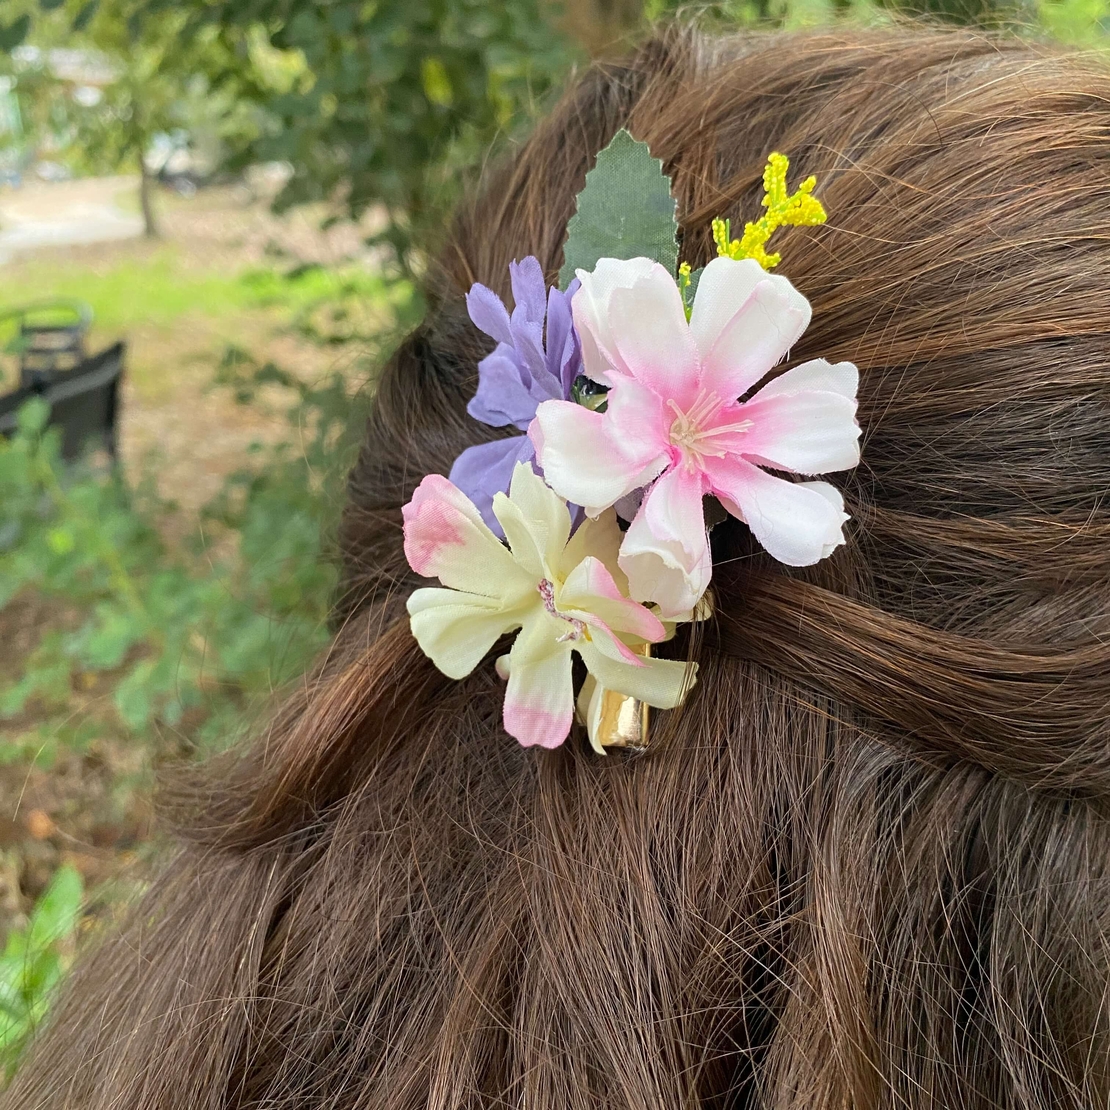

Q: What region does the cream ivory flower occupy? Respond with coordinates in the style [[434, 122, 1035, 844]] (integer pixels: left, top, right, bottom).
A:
[[532, 255, 861, 618], [403, 463, 694, 749]]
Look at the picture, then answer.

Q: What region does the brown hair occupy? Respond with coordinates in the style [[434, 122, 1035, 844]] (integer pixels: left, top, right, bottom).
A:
[[10, 24, 1110, 1109]]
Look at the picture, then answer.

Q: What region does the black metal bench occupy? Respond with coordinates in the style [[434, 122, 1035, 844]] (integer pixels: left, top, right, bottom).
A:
[[0, 300, 124, 460]]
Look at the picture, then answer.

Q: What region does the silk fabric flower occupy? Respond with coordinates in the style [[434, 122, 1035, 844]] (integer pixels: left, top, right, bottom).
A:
[[449, 256, 582, 535], [403, 463, 693, 749], [532, 256, 861, 618]]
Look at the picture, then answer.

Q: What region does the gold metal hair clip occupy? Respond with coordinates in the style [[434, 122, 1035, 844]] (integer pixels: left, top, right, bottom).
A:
[[593, 643, 652, 752]]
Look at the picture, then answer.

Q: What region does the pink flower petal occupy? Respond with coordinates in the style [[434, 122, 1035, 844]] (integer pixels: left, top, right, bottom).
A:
[[737, 389, 861, 475], [601, 376, 672, 473], [532, 399, 651, 515], [699, 276, 812, 402], [607, 266, 699, 401], [755, 358, 858, 401], [403, 473, 520, 594], [559, 555, 666, 644], [619, 465, 712, 619], [502, 619, 574, 748], [705, 455, 849, 566]]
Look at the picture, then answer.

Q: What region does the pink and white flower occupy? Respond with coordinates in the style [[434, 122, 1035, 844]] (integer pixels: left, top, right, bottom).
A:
[[532, 256, 861, 618], [403, 463, 694, 749]]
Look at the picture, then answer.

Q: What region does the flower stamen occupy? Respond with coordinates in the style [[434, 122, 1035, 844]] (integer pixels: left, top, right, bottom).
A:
[[538, 578, 586, 641], [668, 389, 753, 469]]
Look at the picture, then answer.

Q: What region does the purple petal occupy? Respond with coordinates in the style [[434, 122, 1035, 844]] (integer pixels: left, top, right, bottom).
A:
[[509, 257, 548, 326], [468, 347, 539, 430], [466, 283, 513, 346], [545, 279, 582, 399], [508, 258, 548, 385], [449, 435, 536, 537]]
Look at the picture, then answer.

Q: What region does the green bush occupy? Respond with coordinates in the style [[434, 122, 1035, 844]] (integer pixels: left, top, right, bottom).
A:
[[0, 865, 83, 1080]]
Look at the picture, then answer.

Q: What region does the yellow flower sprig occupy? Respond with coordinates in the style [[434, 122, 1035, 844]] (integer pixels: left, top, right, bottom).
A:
[[711, 152, 826, 271]]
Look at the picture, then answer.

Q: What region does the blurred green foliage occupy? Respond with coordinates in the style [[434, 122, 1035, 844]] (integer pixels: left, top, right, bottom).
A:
[[0, 865, 82, 1079], [0, 359, 362, 764], [132, 0, 579, 268]]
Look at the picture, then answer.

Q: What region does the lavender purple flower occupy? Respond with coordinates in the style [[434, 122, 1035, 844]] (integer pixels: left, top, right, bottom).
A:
[[449, 256, 582, 534]]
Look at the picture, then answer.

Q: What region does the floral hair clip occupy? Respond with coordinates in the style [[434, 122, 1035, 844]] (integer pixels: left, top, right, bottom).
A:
[[403, 131, 861, 752]]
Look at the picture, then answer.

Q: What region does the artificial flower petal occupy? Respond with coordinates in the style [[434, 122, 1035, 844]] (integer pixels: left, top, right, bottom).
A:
[[503, 617, 575, 748], [738, 388, 861, 475], [455, 258, 583, 521], [578, 632, 693, 709], [687, 257, 767, 362], [508, 459, 573, 561], [559, 555, 666, 644], [700, 277, 811, 401], [572, 256, 657, 383], [467, 347, 543, 430], [531, 401, 648, 514], [403, 473, 523, 594], [756, 358, 858, 401], [705, 456, 849, 566], [407, 588, 525, 680], [449, 435, 535, 536], [466, 282, 513, 346], [619, 465, 712, 619], [608, 265, 700, 398]]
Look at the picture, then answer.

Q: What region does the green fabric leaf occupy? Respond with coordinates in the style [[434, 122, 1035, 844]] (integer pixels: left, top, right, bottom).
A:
[[558, 129, 678, 290]]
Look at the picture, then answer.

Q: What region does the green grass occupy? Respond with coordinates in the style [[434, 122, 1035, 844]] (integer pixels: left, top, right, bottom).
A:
[[0, 247, 406, 338]]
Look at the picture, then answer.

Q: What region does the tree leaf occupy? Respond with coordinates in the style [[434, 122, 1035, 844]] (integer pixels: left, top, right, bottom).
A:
[[72, 0, 99, 32], [558, 129, 678, 290], [0, 15, 30, 53], [39, 0, 66, 11]]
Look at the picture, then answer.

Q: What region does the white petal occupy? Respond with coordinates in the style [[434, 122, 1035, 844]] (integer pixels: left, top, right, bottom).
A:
[[407, 588, 526, 679], [706, 456, 849, 566], [532, 399, 649, 515], [403, 473, 523, 596], [618, 466, 712, 620], [738, 388, 861, 475], [502, 616, 575, 748], [688, 256, 767, 358], [755, 358, 858, 401], [572, 257, 658, 383], [696, 270, 812, 402]]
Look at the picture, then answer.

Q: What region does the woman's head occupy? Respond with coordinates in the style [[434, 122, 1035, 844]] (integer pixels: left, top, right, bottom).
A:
[[11, 25, 1110, 1110]]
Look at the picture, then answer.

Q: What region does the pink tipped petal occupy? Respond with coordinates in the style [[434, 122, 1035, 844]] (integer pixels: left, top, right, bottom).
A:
[[706, 456, 849, 566], [559, 556, 666, 644], [700, 277, 812, 401], [755, 358, 859, 401], [688, 257, 767, 360], [407, 588, 524, 680], [572, 257, 657, 382], [503, 620, 574, 748], [532, 399, 648, 514], [607, 266, 699, 397], [577, 633, 694, 709], [403, 473, 518, 594], [738, 389, 861, 475], [618, 466, 712, 619]]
